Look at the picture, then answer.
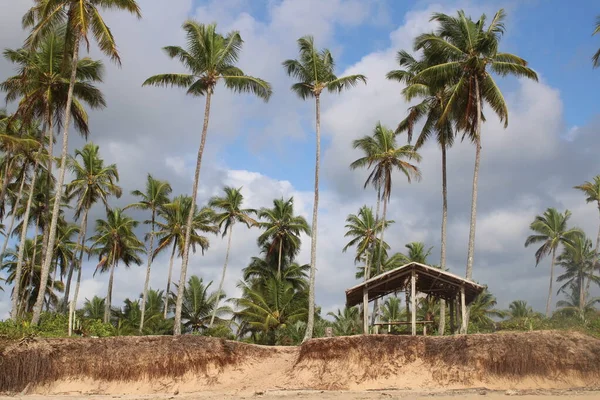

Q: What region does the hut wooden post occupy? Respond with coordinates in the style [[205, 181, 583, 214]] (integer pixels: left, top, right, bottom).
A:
[[449, 297, 455, 334], [363, 286, 369, 335], [460, 286, 466, 334], [411, 269, 416, 336]]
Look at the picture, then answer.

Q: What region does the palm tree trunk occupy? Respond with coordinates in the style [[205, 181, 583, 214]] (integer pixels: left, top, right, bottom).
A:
[[462, 80, 482, 334], [32, 35, 81, 326], [546, 248, 556, 318], [0, 158, 14, 211], [69, 208, 88, 336], [587, 206, 600, 300], [303, 94, 321, 343], [139, 212, 156, 333], [104, 260, 116, 324], [10, 162, 39, 320], [277, 239, 283, 278], [439, 144, 448, 335], [210, 227, 233, 328], [372, 197, 389, 331], [363, 248, 370, 334], [1, 171, 26, 258], [163, 240, 177, 318], [62, 207, 89, 314], [174, 89, 212, 335]]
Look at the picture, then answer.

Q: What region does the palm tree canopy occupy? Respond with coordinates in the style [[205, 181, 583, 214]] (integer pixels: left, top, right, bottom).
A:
[[257, 197, 310, 260], [154, 195, 218, 257], [23, 0, 142, 65], [556, 233, 600, 294], [524, 208, 583, 266], [506, 300, 537, 319], [65, 142, 122, 220], [209, 186, 257, 236], [574, 176, 600, 206], [343, 205, 392, 262], [126, 174, 172, 221], [178, 275, 230, 332], [89, 208, 144, 273], [282, 35, 367, 99], [143, 21, 272, 100], [350, 122, 422, 199], [413, 9, 537, 134], [1, 25, 106, 136]]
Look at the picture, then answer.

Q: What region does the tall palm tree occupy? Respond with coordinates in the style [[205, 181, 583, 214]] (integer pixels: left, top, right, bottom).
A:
[[412, 10, 537, 297], [351, 123, 421, 331], [154, 195, 217, 318], [283, 35, 367, 341], [556, 233, 599, 312], [208, 187, 256, 327], [63, 143, 121, 320], [593, 16, 600, 68], [144, 21, 271, 335], [574, 176, 600, 281], [524, 208, 582, 317], [24, 0, 141, 326], [126, 174, 171, 332], [89, 208, 144, 323], [257, 197, 310, 277]]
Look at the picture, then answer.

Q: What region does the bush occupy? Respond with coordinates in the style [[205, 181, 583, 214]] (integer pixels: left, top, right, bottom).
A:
[[195, 325, 235, 340], [80, 319, 116, 337]]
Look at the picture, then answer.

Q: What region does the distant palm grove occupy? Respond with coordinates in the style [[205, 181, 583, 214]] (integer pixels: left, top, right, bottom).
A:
[[0, 2, 599, 344]]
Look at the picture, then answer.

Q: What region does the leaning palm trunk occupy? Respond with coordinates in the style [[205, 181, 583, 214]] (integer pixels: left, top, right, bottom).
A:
[[174, 90, 212, 335], [546, 248, 556, 318], [68, 207, 88, 336], [369, 188, 381, 329], [210, 227, 233, 328], [10, 162, 39, 320], [362, 249, 371, 334], [1, 172, 26, 258], [163, 241, 177, 318], [303, 94, 321, 343], [462, 80, 482, 334], [32, 36, 81, 325], [139, 214, 156, 333], [438, 144, 448, 335], [0, 159, 15, 211]]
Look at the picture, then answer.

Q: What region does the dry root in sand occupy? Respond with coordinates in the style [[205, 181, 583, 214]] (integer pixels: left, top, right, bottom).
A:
[[1, 331, 600, 394]]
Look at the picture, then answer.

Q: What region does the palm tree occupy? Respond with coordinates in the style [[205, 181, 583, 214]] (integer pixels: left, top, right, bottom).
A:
[[126, 174, 171, 332], [154, 195, 217, 318], [351, 123, 421, 331], [178, 275, 230, 333], [63, 143, 121, 321], [556, 283, 600, 320], [593, 16, 600, 68], [82, 296, 105, 320], [327, 307, 361, 336], [412, 10, 537, 298], [257, 197, 310, 277], [574, 176, 600, 281], [89, 208, 144, 323], [506, 300, 537, 319], [243, 253, 309, 292], [234, 278, 308, 345], [468, 289, 504, 331], [144, 21, 271, 335], [283, 35, 367, 341], [524, 208, 582, 317], [24, 0, 141, 326], [388, 51, 455, 334], [343, 205, 391, 332], [380, 297, 403, 333], [556, 233, 599, 312], [208, 187, 257, 327]]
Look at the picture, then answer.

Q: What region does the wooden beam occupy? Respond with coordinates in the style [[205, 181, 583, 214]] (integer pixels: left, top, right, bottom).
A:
[[363, 286, 369, 335], [411, 269, 416, 336]]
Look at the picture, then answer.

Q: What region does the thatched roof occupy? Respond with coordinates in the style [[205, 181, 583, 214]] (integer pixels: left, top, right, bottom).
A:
[[345, 262, 485, 307]]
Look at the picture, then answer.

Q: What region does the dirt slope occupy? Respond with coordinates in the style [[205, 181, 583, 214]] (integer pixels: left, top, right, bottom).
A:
[[1, 331, 599, 395]]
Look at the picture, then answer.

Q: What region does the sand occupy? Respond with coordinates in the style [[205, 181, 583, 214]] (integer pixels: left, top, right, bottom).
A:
[[3, 389, 600, 400]]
